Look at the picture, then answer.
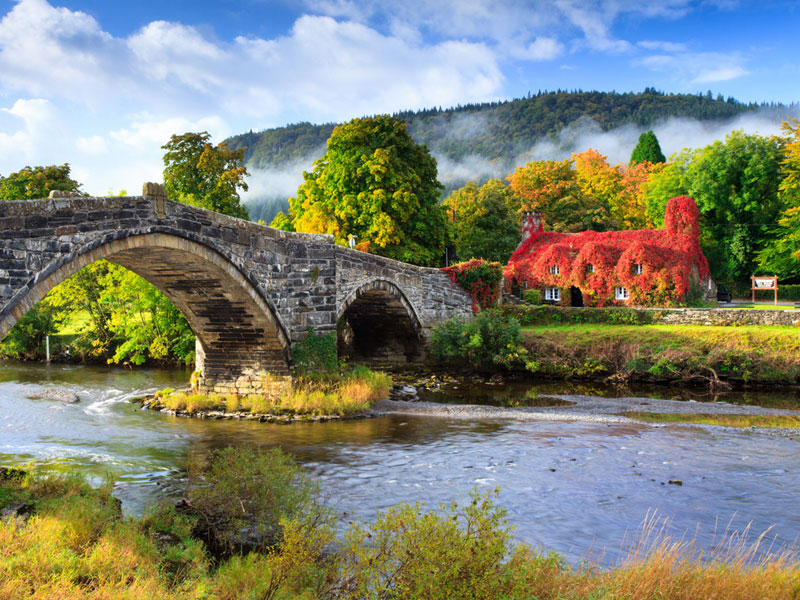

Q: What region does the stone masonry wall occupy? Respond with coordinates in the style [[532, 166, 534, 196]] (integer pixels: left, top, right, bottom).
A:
[[334, 245, 473, 339], [648, 307, 800, 327]]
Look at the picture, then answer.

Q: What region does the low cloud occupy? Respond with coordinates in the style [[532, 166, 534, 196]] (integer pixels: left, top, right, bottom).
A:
[[426, 106, 800, 191]]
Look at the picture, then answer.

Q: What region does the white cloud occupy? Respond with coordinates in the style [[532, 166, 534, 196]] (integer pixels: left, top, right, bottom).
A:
[[637, 40, 688, 52], [75, 135, 107, 155], [0, 0, 506, 194], [691, 65, 749, 84], [518, 37, 565, 61], [637, 51, 749, 85], [0, 98, 58, 160]]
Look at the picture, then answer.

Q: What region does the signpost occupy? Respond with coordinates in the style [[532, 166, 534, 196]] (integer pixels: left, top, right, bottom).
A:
[[752, 276, 778, 305]]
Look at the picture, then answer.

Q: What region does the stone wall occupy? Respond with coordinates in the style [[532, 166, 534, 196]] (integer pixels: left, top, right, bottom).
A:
[[335, 246, 473, 331], [648, 307, 800, 327]]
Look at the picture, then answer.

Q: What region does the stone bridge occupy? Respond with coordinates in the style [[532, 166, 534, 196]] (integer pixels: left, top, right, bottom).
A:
[[0, 185, 473, 395]]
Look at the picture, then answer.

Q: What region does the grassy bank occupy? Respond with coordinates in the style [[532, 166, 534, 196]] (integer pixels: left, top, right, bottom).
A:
[[521, 324, 800, 385], [622, 412, 800, 428], [148, 366, 391, 418], [2, 460, 799, 600]]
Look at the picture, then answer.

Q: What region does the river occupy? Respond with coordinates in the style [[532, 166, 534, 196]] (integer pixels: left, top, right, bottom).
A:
[[1, 361, 799, 565]]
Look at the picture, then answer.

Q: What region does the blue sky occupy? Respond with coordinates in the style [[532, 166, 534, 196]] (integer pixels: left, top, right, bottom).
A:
[[0, 0, 798, 196]]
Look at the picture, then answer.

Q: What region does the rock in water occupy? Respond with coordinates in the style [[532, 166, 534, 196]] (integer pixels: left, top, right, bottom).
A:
[[28, 388, 80, 403]]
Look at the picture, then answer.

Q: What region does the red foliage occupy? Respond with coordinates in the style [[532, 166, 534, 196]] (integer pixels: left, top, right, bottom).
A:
[[505, 196, 710, 307], [442, 259, 503, 313]]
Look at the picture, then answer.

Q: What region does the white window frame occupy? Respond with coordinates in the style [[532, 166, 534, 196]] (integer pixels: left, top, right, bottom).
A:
[[548, 264, 560, 275], [614, 286, 629, 301], [545, 287, 561, 301], [634, 263, 643, 275]]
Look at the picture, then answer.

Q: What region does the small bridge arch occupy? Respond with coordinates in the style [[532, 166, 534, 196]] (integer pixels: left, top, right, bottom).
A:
[[337, 278, 425, 363]]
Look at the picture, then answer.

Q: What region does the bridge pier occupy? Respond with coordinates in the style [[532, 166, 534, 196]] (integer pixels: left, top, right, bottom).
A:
[[192, 338, 291, 397]]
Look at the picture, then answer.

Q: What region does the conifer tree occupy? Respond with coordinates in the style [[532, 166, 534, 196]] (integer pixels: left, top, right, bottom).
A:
[[630, 130, 666, 165]]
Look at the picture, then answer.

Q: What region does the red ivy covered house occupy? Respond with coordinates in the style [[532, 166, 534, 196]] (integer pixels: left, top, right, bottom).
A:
[[504, 196, 715, 307]]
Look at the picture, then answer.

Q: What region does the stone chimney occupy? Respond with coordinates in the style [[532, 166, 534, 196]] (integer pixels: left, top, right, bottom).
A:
[[520, 210, 543, 243]]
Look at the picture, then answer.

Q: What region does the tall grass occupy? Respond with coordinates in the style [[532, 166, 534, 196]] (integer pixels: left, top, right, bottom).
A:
[[156, 366, 391, 417], [2, 466, 799, 599]]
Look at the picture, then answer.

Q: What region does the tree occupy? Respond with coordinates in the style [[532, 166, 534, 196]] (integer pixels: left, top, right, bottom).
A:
[[284, 115, 448, 266], [644, 149, 693, 227], [756, 118, 800, 279], [630, 130, 666, 165], [45, 261, 195, 365], [756, 206, 800, 279], [686, 130, 786, 283], [162, 132, 249, 219], [617, 160, 663, 229], [0, 164, 83, 200], [507, 158, 614, 232], [444, 180, 520, 263]]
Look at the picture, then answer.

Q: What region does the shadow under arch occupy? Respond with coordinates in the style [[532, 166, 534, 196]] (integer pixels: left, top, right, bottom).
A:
[[1, 232, 292, 391], [337, 278, 425, 363]]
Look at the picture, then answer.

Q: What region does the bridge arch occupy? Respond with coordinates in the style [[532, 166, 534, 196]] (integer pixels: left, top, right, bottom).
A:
[[337, 278, 425, 363], [1, 232, 292, 395]]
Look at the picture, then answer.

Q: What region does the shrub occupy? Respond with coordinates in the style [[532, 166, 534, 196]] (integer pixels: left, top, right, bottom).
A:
[[185, 446, 332, 558], [778, 284, 800, 301], [430, 309, 525, 371], [500, 304, 656, 326], [292, 328, 338, 375], [523, 288, 543, 305], [335, 489, 530, 600], [442, 259, 504, 311]]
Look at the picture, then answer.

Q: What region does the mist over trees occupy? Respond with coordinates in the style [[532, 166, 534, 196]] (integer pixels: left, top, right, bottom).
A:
[[231, 89, 792, 224]]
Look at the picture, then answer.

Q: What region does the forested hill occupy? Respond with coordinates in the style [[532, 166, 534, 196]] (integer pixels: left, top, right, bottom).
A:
[[226, 89, 772, 169]]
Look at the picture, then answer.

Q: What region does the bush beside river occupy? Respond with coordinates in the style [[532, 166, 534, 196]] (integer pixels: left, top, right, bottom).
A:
[[2, 453, 799, 600]]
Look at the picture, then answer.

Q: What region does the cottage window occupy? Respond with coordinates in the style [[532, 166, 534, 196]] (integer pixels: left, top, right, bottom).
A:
[[545, 287, 561, 301], [614, 286, 629, 300], [586, 263, 594, 273], [548, 264, 560, 275], [634, 263, 643, 275]]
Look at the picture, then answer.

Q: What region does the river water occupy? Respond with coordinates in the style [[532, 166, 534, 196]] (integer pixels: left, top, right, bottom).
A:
[[1, 361, 799, 564]]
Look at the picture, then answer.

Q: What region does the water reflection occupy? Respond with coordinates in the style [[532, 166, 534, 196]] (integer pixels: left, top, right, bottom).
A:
[[411, 375, 800, 410], [1, 360, 798, 565]]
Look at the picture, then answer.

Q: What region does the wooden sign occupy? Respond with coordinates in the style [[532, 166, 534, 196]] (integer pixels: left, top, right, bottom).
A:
[[752, 276, 778, 304]]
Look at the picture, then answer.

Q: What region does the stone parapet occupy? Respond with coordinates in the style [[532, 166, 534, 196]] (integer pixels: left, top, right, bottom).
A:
[[648, 307, 800, 327]]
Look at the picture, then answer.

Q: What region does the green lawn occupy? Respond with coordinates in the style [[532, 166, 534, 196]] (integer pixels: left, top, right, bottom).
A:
[[57, 309, 91, 335]]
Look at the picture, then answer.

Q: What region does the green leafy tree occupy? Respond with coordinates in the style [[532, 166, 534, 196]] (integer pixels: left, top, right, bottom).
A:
[[0, 300, 66, 360], [445, 180, 520, 262], [162, 132, 249, 219], [686, 130, 786, 283], [630, 130, 666, 165], [757, 118, 800, 279], [643, 149, 693, 226], [0, 164, 83, 200], [285, 115, 448, 266], [45, 261, 195, 366], [756, 206, 800, 279]]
